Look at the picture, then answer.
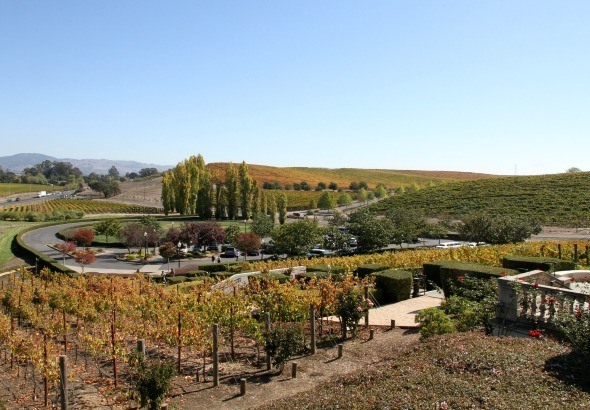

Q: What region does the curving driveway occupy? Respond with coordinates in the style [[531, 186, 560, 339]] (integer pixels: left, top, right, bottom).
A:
[[21, 222, 269, 276]]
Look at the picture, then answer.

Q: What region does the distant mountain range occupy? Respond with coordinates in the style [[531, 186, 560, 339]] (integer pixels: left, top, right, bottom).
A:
[[0, 153, 172, 175]]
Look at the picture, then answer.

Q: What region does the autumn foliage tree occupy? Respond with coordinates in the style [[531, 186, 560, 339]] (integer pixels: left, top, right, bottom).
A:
[[234, 233, 261, 257], [55, 241, 76, 264], [70, 228, 95, 248], [72, 249, 96, 273]]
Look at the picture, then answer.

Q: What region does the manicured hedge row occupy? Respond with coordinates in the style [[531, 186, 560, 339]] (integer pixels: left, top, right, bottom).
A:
[[425, 261, 518, 296], [355, 264, 389, 278], [501, 255, 576, 273], [199, 262, 240, 273], [371, 269, 413, 304], [306, 265, 346, 275], [296, 271, 332, 282], [186, 270, 210, 277], [248, 272, 290, 284]]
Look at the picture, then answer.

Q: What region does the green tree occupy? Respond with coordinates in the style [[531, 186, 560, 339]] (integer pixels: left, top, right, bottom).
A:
[[337, 193, 353, 208], [373, 184, 387, 199], [328, 182, 338, 190], [346, 209, 392, 253], [107, 166, 119, 179], [225, 225, 241, 245], [225, 163, 239, 219], [161, 172, 175, 215], [271, 219, 323, 256], [357, 187, 367, 203], [196, 154, 214, 218], [267, 194, 277, 222], [251, 212, 274, 238], [386, 208, 426, 247], [93, 218, 122, 245], [276, 192, 288, 225], [308, 198, 317, 211], [317, 192, 335, 210], [238, 161, 253, 219]]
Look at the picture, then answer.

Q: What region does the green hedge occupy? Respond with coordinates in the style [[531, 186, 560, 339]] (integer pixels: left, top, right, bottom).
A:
[[371, 269, 413, 304], [307, 265, 346, 275], [355, 264, 389, 278], [167, 276, 187, 284], [296, 271, 332, 282], [199, 262, 240, 273], [248, 273, 290, 284], [502, 255, 576, 273], [426, 261, 518, 296], [186, 270, 210, 278], [210, 271, 235, 280]]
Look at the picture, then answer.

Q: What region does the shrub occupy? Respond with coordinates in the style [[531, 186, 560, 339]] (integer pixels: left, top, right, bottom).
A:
[[355, 264, 389, 278], [502, 255, 576, 273], [166, 276, 186, 285], [336, 286, 370, 338], [199, 263, 238, 273], [555, 303, 590, 353], [265, 323, 304, 373], [210, 271, 234, 280], [371, 269, 413, 304], [415, 307, 456, 338], [136, 359, 176, 410], [248, 273, 290, 284], [296, 271, 332, 282], [185, 270, 209, 278], [425, 261, 517, 296], [307, 265, 346, 275]]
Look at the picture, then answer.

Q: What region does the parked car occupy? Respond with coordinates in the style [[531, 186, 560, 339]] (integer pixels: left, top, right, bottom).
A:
[[435, 242, 463, 249], [15, 197, 21, 202], [206, 244, 220, 252], [307, 248, 334, 258], [223, 247, 240, 257]]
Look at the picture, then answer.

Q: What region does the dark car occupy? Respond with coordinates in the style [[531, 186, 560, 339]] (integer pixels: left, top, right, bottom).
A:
[[206, 244, 220, 252], [15, 197, 21, 202]]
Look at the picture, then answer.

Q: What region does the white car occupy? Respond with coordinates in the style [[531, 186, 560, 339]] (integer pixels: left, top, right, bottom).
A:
[[435, 242, 463, 249]]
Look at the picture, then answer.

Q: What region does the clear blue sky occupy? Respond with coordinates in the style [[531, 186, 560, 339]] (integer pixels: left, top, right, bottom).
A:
[[1, 1, 588, 175]]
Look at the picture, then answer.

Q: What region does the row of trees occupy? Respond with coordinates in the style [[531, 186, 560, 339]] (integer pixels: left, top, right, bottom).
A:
[[162, 156, 287, 221]]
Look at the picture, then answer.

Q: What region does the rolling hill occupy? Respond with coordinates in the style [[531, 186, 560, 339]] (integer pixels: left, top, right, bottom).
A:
[[371, 171, 590, 226], [206, 163, 498, 190]]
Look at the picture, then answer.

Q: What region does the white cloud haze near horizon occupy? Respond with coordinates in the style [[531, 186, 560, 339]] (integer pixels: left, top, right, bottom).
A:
[[1, 1, 588, 176]]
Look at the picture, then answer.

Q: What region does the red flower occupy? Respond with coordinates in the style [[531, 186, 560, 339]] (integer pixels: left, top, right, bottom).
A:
[[500, 271, 506, 276], [575, 308, 583, 319], [518, 278, 525, 281], [570, 277, 575, 282], [457, 275, 465, 280], [533, 282, 539, 287], [529, 330, 542, 338]]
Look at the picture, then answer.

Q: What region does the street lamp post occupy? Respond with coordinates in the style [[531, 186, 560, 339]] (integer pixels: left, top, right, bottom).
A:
[[143, 232, 148, 260], [177, 241, 182, 267], [35, 257, 38, 275]]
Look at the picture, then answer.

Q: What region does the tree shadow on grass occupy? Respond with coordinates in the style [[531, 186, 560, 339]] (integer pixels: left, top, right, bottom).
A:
[[545, 351, 590, 392]]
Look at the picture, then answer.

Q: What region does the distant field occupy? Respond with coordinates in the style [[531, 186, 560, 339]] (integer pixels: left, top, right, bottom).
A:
[[208, 163, 498, 190], [0, 183, 60, 197], [371, 171, 590, 226], [109, 165, 498, 210], [0, 199, 161, 215]]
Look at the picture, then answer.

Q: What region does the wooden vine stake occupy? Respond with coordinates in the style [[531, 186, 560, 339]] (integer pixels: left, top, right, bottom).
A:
[[212, 324, 219, 387], [111, 308, 118, 388], [265, 312, 272, 370], [309, 304, 316, 355], [59, 355, 68, 410], [177, 312, 182, 374]]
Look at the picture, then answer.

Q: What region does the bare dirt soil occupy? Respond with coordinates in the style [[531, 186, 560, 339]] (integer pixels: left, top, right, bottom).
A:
[[0, 323, 419, 409]]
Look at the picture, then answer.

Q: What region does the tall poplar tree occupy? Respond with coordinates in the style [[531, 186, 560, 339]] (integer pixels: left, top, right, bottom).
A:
[[161, 171, 175, 215], [251, 181, 260, 216], [186, 155, 200, 215], [277, 192, 288, 225], [196, 154, 213, 218], [267, 194, 277, 223], [226, 162, 239, 220], [238, 161, 253, 219]]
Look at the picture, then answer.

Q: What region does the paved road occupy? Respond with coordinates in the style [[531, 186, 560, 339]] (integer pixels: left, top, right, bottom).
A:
[[22, 222, 278, 275]]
